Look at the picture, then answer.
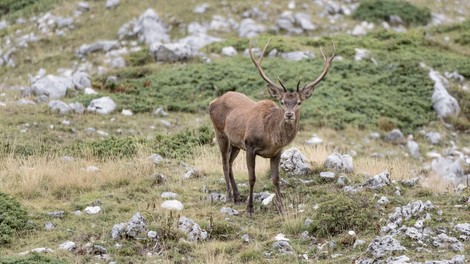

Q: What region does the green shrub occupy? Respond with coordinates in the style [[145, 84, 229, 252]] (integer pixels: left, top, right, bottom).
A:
[[65, 136, 143, 160], [126, 49, 154, 67], [0, 0, 61, 18], [309, 192, 379, 237], [0, 192, 29, 244], [0, 253, 68, 264], [150, 125, 214, 159], [353, 0, 431, 26], [455, 33, 470, 46]]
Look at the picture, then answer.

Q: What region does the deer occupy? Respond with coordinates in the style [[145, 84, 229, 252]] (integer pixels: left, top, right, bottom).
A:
[[209, 39, 336, 217]]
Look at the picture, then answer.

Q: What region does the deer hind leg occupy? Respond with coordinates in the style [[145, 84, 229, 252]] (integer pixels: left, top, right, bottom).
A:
[[228, 146, 241, 203], [215, 134, 233, 201], [246, 148, 256, 217], [270, 153, 284, 215]]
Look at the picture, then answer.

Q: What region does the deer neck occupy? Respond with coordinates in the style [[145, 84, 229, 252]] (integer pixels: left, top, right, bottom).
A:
[[268, 107, 300, 147]]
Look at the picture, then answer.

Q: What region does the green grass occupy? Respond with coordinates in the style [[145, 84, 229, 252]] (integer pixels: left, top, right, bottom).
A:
[[353, 0, 432, 26]]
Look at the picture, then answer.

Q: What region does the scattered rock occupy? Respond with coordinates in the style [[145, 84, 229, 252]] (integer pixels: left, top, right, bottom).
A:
[[161, 192, 178, 199], [87, 96, 116, 114], [432, 233, 464, 252], [58, 241, 76, 251], [221, 46, 237, 57], [178, 216, 208, 242], [423, 66, 461, 118], [363, 171, 391, 190], [220, 207, 239, 216], [384, 129, 405, 144], [324, 152, 353, 173], [426, 131, 442, 145], [365, 236, 406, 258], [76, 40, 119, 57], [280, 147, 312, 176], [150, 42, 194, 62], [272, 240, 295, 255], [105, 0, 120, 9], [238, 18, 265, 38], [84, 206, 101, 215], [161, 200, 184, 211], [431, 157, 465, 186], [319, 171, 336, 180], [207, 192, 226, 203]]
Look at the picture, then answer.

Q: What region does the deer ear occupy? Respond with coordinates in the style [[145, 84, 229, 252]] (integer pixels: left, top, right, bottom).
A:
[[267, 85, 283, 100], [299, 86, 314, 100]]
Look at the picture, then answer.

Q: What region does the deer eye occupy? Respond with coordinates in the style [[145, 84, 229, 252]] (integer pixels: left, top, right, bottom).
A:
[[280, 101, 284, 105], [297, 102, 302, 105]]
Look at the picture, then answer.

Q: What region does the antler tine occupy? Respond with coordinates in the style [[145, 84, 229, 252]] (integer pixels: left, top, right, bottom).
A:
[[249, 39, 284, 92], [302, 42, 336, 91], [277, 77, 288, 92], [296, 77, 302, 93]]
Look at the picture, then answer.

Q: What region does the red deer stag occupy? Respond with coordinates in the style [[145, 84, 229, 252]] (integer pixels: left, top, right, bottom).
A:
[[209, 39, 335, 216]]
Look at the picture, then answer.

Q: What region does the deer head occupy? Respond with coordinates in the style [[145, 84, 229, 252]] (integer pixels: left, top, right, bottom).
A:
[[249, 39, 336, 123]]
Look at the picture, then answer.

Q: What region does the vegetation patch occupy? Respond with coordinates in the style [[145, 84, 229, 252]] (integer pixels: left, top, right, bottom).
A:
[[309, 192, 380, 237], [0, 192, 29, 244], [0, 0, 62, 19], [0, 253, 69, 264], [352, 0, 431, 26]]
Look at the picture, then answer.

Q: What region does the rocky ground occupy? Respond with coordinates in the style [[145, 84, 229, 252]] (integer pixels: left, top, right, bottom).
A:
[[0, 0, 469, 263]]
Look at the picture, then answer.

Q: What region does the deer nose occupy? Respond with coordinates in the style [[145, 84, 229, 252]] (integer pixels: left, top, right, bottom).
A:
[[285, 112, 294, 119]]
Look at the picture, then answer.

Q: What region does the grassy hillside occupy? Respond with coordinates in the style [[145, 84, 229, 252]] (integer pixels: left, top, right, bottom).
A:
[[0, 0, 469, 263]]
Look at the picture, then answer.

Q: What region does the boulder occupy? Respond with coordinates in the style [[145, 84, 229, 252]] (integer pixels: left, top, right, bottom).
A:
[[280, 147, 312, 176], [363, 171, 391, 190], [150, 43, 193, 62], [48, 100, 71, 114], [431, 157, 465, 186], [72, 71, 91, 90], [178, 216, 208, 242], [384, 129, 405, 144], [77, 40, 119, 57], [238, 18, 265, 38], [365, 236, 406, 258], [178, 33, 222, 51], [87, 96, 116, 114], [32, 75, 75, 99], [119, 9, 169, 45], [428, 69, 460, 118], [324, 153, 353, 173]]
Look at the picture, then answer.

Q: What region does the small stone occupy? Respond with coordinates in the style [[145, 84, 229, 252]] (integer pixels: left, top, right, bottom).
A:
[[262, 193, 275, 206], [319, 171, 335, 180], [161, 200, 184, 211], [220, 207, 239, 216], [58, 241, 76, 251], [161, 192, 178, 199], [84, 206, 101, 215]]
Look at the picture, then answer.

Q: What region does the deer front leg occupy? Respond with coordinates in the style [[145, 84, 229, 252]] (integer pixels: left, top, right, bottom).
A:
[[216, 135, 233, 201], [246, 148, 256, 217], [270, 152, 284, 215], [228, 146, 241, 203]]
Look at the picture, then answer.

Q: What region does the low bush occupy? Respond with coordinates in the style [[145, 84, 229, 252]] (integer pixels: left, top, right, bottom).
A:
[[0, 253, 68, 264], [0, 192, 29, 244], [353, 0, 431, 26], [309, 192, 379, 237]]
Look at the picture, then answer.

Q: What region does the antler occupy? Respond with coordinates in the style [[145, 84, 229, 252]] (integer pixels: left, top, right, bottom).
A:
[[301, 43, 336, 92], [249, 39, 287, 93]]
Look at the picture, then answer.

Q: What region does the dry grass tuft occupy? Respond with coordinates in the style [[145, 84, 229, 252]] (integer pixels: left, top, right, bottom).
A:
[[0, 151, 155, 200]]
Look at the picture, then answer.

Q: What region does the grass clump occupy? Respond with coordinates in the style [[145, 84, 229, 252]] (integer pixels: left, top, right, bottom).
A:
[[353, 0, 431, 26], [0, 192, 29, 244], [310, 192, 379, 238], [0, 253, 68, 264], [65, 136, 143, 160], [0, 0, 62, 19], [149, 125, 214, 159]]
